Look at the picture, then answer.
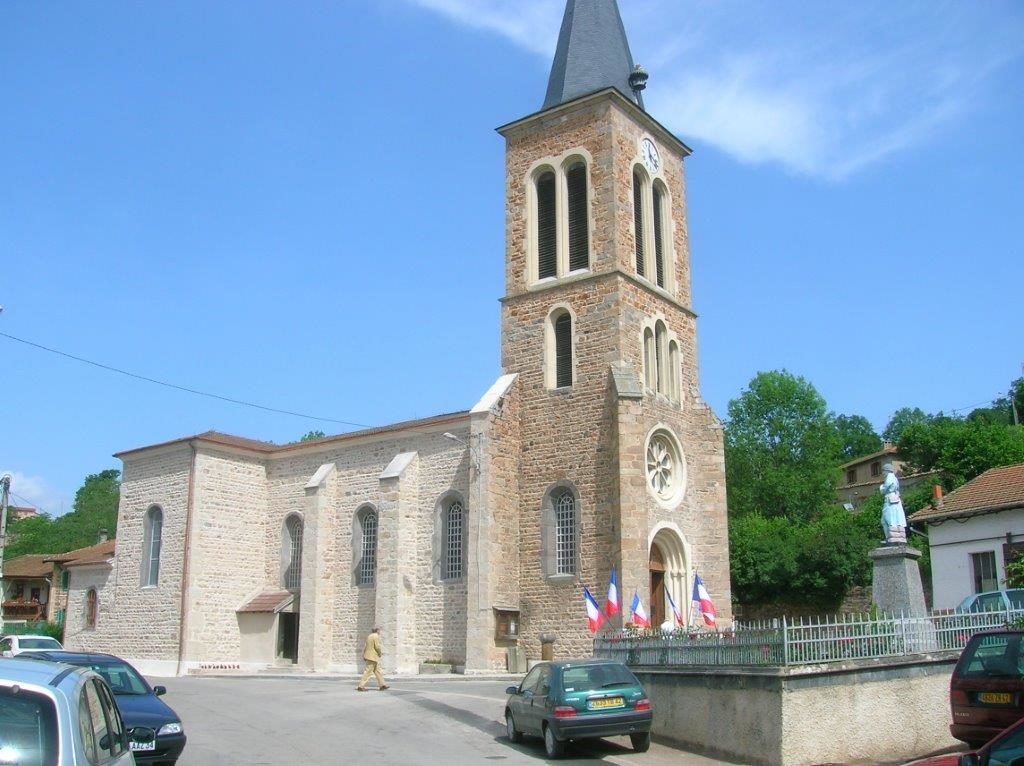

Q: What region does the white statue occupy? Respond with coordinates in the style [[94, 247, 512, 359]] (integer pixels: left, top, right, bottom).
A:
[[879, 462, 907, 544]]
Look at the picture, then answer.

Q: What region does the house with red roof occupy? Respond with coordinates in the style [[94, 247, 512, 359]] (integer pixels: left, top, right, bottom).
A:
[[909, 464, 1024, 610]]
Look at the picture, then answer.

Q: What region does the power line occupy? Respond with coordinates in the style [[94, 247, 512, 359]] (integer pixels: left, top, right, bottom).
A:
[[0, 331, 374, 429]]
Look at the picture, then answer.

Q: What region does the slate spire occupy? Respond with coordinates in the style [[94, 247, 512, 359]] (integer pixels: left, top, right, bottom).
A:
[[543, 0, 644, 111]]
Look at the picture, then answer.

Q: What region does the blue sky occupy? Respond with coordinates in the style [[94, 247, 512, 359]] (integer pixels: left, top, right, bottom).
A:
[[2, 1, 1022, 515]]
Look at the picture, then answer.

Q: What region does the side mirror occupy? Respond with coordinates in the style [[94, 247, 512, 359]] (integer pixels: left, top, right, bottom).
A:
[[505, 686, 519, 695], [99, 734, 111, 750], [153, 686, 166, 696], [959, 754, 980, 766]]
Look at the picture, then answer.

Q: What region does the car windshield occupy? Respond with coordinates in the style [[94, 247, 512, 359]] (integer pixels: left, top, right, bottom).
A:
[[19, 638, 63, 650], [1009, 591, 1024, 610], [85, 661, 151, 696], [959, 634, 1024, 679], [561, 663, 638, 691], [0, 684, 59, 766]]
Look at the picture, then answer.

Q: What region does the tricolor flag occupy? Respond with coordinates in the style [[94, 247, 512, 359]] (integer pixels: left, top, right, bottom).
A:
[[606, 567, 620, 617], [630, 591, 651, 628], [692, 573, 717, 627], [584, 587, 605, 633], [666, 588, 684, 626]]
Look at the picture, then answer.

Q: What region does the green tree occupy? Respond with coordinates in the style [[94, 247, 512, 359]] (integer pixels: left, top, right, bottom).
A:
[[834, 414, 882, 461], [300, 430, 326, 441], [724, 370, 841, 522], [900, 418, 1024, 487], [883, 407, 931, 445], [3, 469, 120, 560]]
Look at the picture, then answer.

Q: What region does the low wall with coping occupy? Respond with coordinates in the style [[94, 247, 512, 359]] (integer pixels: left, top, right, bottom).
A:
[[634, 652, 961, 766]]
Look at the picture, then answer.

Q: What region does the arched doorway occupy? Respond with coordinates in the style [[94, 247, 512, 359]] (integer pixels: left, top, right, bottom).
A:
[[649, 525, 690, 628]]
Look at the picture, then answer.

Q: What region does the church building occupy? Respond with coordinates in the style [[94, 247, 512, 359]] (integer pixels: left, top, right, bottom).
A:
[[65, 0, 731, 676]]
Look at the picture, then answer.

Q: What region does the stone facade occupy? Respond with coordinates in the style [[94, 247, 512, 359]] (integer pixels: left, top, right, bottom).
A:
[[68, 19, 731, 676]]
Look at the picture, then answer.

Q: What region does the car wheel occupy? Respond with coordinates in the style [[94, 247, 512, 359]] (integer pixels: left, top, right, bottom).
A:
[[630, 732, 651, 752], [544, 724, 565, 759], [505, 711, 522, 744]]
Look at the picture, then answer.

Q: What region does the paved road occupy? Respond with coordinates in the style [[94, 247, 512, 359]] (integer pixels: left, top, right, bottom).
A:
[[160, 674, 738, 765]]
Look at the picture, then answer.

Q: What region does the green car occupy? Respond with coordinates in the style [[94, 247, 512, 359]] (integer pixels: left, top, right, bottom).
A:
[[504, 659, 653, 758]]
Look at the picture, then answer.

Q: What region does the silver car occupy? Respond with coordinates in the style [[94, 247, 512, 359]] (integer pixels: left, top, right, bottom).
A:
[[0, 656, 135, 765]]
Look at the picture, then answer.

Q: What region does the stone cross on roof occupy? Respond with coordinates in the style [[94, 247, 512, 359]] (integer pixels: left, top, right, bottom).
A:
[[543, 0, 645, 111]]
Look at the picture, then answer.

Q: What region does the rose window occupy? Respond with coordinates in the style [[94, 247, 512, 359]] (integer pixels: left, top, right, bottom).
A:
[[645, 429, 686, 505]]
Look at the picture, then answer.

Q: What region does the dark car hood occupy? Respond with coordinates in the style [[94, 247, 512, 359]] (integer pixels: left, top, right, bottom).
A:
[[115, 693, 180, 730]]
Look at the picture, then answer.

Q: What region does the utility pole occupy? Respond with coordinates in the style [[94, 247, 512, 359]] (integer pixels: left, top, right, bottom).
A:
[[0, 474, 11, 634]]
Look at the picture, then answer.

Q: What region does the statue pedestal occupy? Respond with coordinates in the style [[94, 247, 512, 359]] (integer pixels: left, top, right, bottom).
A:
[[870, 545, 927, 617]]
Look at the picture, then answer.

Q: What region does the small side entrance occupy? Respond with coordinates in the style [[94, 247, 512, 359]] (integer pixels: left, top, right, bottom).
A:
[[277, 612, 299, 663]]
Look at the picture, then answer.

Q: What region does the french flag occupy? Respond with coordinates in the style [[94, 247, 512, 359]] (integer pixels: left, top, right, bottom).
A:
[[584, 587, 605, 633], [692, 574, 717, 627], [606, 567, 620, 617], [630, 591, 651, 628], [666, 588, 684, 626]]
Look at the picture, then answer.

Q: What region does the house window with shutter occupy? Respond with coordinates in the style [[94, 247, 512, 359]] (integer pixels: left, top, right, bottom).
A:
[[85, 588, 98, 630], [633, 170, 646, 275], [653, 182, 667, 288]]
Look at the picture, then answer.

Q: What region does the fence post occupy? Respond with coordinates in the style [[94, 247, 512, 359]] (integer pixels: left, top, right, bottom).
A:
[[782, 615, 789, 666]]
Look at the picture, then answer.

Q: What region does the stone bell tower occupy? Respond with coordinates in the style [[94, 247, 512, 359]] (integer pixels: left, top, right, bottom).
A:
[[494, 0, 731, 658]]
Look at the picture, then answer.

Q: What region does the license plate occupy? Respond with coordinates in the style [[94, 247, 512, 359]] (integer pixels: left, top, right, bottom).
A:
[[130, 741, 156, 752], [589, 697, 624, 710], [979, 692, 1013, 704]]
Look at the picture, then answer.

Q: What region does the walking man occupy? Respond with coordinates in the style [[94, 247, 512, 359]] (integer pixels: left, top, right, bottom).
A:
[[356, 626, 389, 691]]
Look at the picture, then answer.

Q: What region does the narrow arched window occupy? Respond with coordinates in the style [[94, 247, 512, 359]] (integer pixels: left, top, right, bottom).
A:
[[566, 161, 589, 271], [536, 170, 557, 280], [282, 515, 304, 591], [554, 490, 578, 575], [358, 508, 378, 586], [443, 499, 465, 580], [655, 322, 667, 394], [554, 312, 573, 388], [643, 328, 655, 390], [141, 506, 163, 587], [653, 183, 667, 288], [633, 170, 646, 275], [669, 340, 681, 402], [85, 588, 98, 629]]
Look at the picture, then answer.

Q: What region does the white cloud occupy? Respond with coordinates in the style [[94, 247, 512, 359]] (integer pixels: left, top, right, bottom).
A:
[[0, 470, 70, 517], [398, 0, 1024, 180]]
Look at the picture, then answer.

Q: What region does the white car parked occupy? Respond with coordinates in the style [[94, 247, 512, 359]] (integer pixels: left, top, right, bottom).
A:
[[0, 634, 64, 657]]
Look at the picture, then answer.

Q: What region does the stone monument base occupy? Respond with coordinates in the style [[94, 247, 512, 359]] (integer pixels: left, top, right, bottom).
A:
[[870, 544, 927, 617]]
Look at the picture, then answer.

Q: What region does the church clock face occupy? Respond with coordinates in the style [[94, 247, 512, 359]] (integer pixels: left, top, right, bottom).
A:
[[641, 137, 661, 173]]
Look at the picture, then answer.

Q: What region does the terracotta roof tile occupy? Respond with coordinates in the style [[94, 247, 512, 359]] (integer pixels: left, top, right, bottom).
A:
[[910, 464, 1024, 523], [237, 590, 294, 614], [44, 540, 116, 564], [2, 554, 52, 578]]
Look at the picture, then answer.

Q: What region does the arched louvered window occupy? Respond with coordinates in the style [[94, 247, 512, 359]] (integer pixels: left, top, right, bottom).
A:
[[554, 312, 573, 388], [536, 170, 557, 280], [554, 490, 578, 575], [85, 588, 98, 629], [443, 499, 465, 580], [633, 170, 646, 275], [282, 515, 304, 591], [653, 183, 667, 288], [141, 506, 163, 587], [566, 161, 589, 272], [357, 508, 378, 586]]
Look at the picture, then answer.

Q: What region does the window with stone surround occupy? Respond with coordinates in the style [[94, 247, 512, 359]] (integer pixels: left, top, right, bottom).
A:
[[545, 305, 575, 389], [632, 164, 673, 293], [85, 588, 98, 630], [541, 484, 579, 579], [355, 505, 378, 587], [443, 498, 465, 581], [642, 319, 682, 403], [141, 505, 163, 587], [645, 427, 687, 508], [527, 153, 592, 283], [281, 514, 304, 592]]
